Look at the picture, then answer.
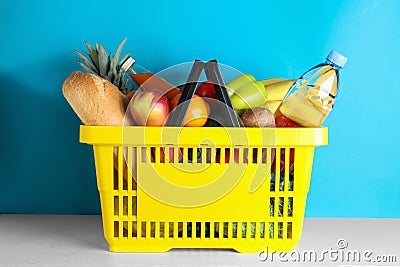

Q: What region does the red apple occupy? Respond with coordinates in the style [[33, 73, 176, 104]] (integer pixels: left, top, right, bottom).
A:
[[129, 89, 170, 126], [196, 81, 218, 99], [159, 147, 184, 163]]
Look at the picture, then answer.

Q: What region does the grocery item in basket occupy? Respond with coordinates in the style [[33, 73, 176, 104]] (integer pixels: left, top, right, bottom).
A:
[[73, 38, 134, 94], [214, 183, 294, 239], [280, 50, 347, 127], [275, 115, 300, 128], [261, 78, 295, 116], [225, 74, 256, 96], [263, 79, 296, 102], [170, 93, 210, 127], [63, 38, 139, 126], [195, 81, 218, 99], [121, 56, 181, 101], [215, 222, 264, 239], [230, 80, 267, 110], [113, 154, 137, 190], [129, 89, 170, 126], [62, 71, 128, 126], [65, 39, 137, 182], [240, 107, 275, 127], [261, 100, 279, 115]]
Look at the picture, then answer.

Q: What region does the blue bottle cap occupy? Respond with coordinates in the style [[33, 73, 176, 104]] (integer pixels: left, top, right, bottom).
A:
[[326, 50, 348, 68]]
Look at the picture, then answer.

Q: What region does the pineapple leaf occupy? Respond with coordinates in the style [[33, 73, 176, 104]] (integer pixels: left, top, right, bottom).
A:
[[84, 40, 100, 71], [114, 69, 120, 83], [77, 61, 97, 75], [74, 50, 99, 74], [108, 37, 128, 82], [98, 44, 110, 79], [120, 77, 128, 94], [112, 67, 118, 83], [114, 68, 122, 87], [127, 81, 133, 92], [75, 39, 133, 94], [108, 62, 115, 82]]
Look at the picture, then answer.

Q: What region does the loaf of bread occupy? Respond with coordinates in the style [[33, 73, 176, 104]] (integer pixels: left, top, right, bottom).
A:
[[62, 71, 129, 126]]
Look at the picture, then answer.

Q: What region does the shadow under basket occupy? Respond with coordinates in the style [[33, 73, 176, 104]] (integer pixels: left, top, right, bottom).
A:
[[80, 126, 328, 253]]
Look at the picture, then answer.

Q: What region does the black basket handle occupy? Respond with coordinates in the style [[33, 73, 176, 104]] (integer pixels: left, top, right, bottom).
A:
[[166, 60, 242, 127]]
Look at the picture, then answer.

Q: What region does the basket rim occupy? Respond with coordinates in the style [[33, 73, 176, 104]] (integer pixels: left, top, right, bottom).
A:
[[79, 125, 328, 147]]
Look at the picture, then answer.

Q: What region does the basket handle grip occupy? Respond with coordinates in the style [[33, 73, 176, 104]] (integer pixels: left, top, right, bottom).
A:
[[166, 60, 242, 127]]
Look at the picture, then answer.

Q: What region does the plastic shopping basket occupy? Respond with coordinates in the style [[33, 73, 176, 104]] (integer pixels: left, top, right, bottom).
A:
[[80, 126, 327, 252], [79, 60, 328, 252]]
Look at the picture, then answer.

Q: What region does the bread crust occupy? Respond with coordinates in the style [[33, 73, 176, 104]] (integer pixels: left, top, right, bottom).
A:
[[62, 71, 128, 125]]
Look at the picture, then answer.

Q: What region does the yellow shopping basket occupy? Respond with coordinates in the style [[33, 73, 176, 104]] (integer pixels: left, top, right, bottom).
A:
[[79, 60, 328, 252], [80, 126, 327, 252]]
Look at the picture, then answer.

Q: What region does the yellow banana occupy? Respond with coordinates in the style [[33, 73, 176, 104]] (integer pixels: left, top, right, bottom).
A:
[[260, 78, 287, 86], [261, 100, 282, 114], [264, 79, 296, 101]]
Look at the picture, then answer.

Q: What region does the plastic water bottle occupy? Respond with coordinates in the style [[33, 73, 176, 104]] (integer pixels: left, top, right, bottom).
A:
[[279, 50, 347, 127]]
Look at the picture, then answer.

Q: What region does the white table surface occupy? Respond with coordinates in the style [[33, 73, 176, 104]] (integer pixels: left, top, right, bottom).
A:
[[0, 215, 399, 267]]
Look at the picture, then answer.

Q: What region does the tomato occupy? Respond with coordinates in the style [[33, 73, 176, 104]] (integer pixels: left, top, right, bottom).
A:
[[126, 90, 135, 100], [272, 116, 298, 171], [275, 115, 301, 127], [171, 93, 210, 127], [195, 81, 218, 99], [271, 148, 295, 172], [216, 148, 240, 164]]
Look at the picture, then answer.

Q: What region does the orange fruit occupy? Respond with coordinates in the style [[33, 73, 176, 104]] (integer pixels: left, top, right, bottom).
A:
[[164, 88, 182, 101], [126, 90, 135, 100], [171, 93, 210, 127]]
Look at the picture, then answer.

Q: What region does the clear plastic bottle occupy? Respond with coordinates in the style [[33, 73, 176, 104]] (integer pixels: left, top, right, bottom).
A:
[[279, 50, 347, 127], [121, 57, 180, 101]]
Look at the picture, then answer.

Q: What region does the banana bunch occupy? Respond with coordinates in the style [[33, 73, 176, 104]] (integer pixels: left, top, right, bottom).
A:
[[227, 74, 295, 116], [260, 78, 296, 115]]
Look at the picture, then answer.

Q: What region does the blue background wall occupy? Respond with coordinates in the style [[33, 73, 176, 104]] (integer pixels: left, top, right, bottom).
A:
[[1, 0, 399, 217]]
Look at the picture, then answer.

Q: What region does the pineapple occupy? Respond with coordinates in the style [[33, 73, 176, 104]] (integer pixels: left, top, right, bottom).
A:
[[74, 38, 133, 94]]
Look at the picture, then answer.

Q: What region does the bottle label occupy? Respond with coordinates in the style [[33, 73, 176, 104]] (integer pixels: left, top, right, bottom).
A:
[[280, 65, 338, 127]]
